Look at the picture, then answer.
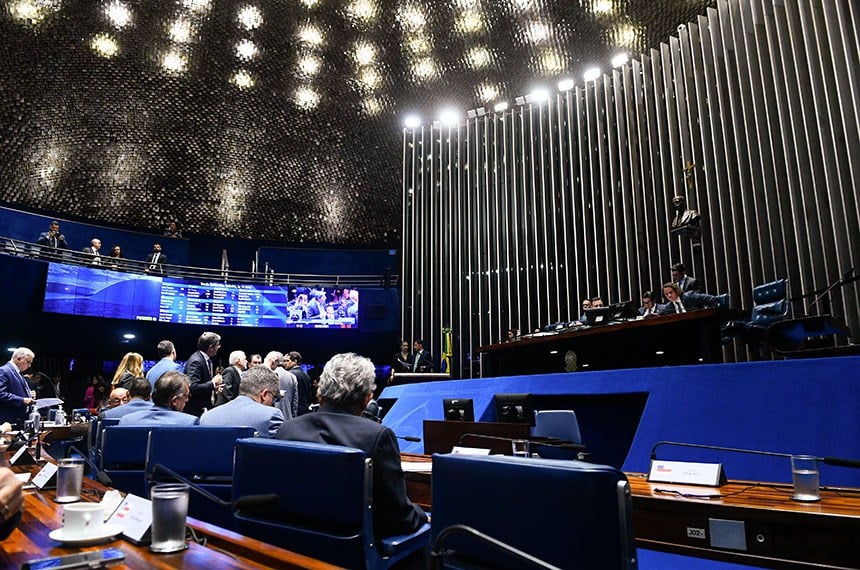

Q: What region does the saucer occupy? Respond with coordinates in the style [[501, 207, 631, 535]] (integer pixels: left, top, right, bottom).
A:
[[48, 523, 124, 545]]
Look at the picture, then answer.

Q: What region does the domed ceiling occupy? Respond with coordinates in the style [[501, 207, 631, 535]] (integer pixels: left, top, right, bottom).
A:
[[0, 0, 715, 245]]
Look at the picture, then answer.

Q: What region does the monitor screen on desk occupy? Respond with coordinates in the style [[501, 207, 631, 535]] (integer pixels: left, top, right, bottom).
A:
[[584, 306, 614, 326], [494, 393, 535, 425], [443, 398, 474, 422]]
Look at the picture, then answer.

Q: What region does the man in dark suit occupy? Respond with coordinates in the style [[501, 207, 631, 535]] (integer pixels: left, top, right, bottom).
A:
[[0, 348, 36, 425], [658, 282, 720, 315], [183, 332, 224, 417], [638, 291, 660, 317], [215, 350, 246, 406], [284, 351, 313, 416], [145, 243, 167, 275], [36, 220, 70, 253], [81, 238, 102, 265], [276, 353, 427, 539], [670, 262, 703, 293], [411, 340, 434, 373]]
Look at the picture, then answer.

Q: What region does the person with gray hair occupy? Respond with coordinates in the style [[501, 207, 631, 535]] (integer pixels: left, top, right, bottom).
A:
[[120, 371, 198, 426], [200, 367, 284, 437], [215, 350, 246, 406], [264, 351, 298, 420], [0, 347, 36, 424], [276, 353, 427, 539]]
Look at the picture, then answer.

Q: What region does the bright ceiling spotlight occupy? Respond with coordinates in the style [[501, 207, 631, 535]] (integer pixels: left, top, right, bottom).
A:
[[583, 67, 601, 82], [611, 53, 629, 68]]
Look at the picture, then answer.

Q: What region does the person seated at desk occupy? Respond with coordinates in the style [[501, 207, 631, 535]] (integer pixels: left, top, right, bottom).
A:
[[639, 291, 660, 317], [0, 467, 23, 539], [658, 282, 720, 315], [101, 378, 154, 420], [579, 299, 592, 322], [276, 352, 428, 539], [200, 366, 284, 437], [120, 372, 198, 426]]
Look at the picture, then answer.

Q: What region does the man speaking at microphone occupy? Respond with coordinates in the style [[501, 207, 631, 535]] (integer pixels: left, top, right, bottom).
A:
[[276, 352, 427, 539], [0, 348, 37, 425]]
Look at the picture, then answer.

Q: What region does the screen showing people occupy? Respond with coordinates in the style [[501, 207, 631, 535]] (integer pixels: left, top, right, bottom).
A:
[[43, 262, 359, 329]]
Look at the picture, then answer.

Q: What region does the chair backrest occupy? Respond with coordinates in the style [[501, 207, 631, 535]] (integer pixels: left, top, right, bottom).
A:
[[145, 426, 256, 481], [533, 410, 582, 445], [715, 293, 731, 309], [431, 454, 637, 570], [100, 426, 152, 497], [751, 279, 790, 325], [232, 438, 372, 568]]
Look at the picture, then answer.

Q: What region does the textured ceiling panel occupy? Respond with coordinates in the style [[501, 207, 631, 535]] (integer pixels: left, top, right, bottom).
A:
[[0, 0, 715, 245]]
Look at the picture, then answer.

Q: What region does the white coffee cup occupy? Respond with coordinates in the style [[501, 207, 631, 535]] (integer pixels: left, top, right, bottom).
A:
[[62, 503, 105, 537]]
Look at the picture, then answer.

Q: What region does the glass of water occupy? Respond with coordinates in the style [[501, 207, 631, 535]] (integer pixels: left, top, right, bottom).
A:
[[150, 483, 190, 553], [511, 439, 530, 458], [55, 458, 85, 504], [791, 455, 820, 502]]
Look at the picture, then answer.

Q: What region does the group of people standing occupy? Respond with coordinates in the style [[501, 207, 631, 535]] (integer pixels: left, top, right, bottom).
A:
[[391, 339, 435, 375], [36, 220, 173, 274]]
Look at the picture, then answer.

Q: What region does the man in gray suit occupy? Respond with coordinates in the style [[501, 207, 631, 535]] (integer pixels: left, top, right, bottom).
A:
[[199, 367, 284, 437], [120, 372, 198, 426]]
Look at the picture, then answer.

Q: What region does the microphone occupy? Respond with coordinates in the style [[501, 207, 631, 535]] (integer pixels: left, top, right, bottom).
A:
[[650, 441, 860, 469], [67, 445, 113, 487], [398, 435, 421, 443], [150, 463, 280, 512]]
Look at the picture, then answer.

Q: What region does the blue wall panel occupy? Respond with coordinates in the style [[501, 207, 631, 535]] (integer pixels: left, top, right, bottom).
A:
[[381, 357, 860, 487]]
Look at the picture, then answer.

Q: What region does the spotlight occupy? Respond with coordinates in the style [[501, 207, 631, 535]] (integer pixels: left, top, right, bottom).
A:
[[557, 78, 574, 91], [529, 88, 549, 103], [583, 67, 601, 82], [439, 110, 459, 127], [123, 333, 135, 339], [611, 53, 629, 68], [514, 96, 526, 106], [404, 115, 421, 128], [493, 101, 509, 112]]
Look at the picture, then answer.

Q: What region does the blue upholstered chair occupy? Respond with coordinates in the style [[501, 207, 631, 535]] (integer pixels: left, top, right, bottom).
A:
[[430, 454, 637, 569], [232, 438, 431, 569], [532, 409, 583, 460], [99, 426, 152, 497], [723, 279, 790, 352], [145, 426, 256, 528]]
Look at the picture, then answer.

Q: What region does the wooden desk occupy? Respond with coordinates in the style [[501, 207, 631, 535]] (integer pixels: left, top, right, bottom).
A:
[[478, 308, 739, 375], [1, 465, 341, 569], [401, 457, 860, 569], [628, 474, 860, 569]]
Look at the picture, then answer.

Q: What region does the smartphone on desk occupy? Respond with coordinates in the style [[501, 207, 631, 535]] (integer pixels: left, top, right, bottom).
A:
[[21, 548, 125, 570]]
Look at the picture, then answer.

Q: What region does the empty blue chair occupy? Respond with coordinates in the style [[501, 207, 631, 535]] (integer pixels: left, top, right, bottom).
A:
[[99, 426, 152, 497], [532, 409, 583, 460], [431, 454, 637, 569], [724, 279, 790, 353], [232, 438, 431, 569], [145, 426, 255, 528]]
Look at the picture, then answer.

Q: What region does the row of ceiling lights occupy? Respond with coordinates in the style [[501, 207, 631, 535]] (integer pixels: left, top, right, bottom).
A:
[[403, 52, 630, 129]]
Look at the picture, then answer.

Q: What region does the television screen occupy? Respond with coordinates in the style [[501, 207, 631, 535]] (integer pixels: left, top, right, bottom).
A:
[[494, 393, 535, 425], [443, 398, 475, 422], [43, 263, 359, 329]]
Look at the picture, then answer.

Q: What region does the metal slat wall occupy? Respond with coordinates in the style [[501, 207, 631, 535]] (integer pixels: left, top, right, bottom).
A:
[[402, 0, 860, 379]]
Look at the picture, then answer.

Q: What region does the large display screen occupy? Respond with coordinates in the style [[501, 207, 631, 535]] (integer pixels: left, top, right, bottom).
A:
[[43, 263, 359, 329]]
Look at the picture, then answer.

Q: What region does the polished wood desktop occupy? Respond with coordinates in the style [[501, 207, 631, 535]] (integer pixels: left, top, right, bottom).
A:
[[401, 455, 860, 569], [2, 461, 340, 569], [478, 308, 740, 375]]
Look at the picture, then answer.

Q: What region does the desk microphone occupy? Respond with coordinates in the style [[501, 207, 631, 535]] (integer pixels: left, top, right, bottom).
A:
[[150, 463, 280, 512], [67, 445, 113, 487], [650, 441, 860, 469], [398, 435, 421, 443]]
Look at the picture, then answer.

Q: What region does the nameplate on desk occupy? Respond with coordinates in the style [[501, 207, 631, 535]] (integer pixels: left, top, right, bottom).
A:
[[10, 444, 37, 466], [32, 462, 58, 489], [648, 460, 727, 486], [107, 493, 152, 544], [450, 446, 491, 456]]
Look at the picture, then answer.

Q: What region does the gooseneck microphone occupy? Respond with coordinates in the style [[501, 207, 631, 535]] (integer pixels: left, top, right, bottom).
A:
[[150, 463, 280, 512], [398, 436, 421, 443], [650, 441, 860, 469], [67, 445, 113, 487]]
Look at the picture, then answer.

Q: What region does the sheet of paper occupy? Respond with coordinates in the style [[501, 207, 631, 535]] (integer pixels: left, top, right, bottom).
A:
[[401, 461, 432, 473], [450, 446, 491, 456]]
